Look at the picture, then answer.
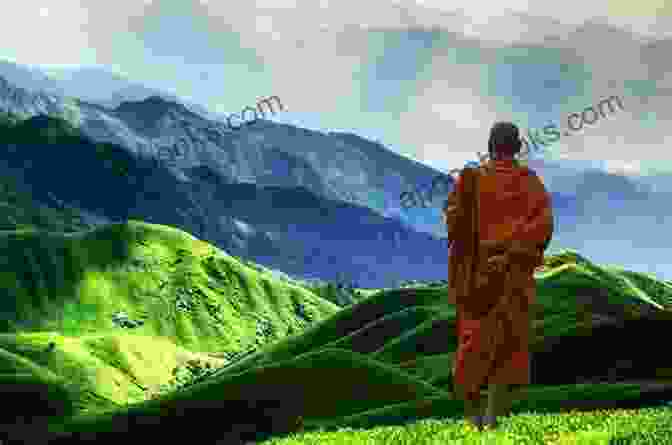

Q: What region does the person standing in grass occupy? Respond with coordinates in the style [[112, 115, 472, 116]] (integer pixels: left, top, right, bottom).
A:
[[442, 122, 554, 430]]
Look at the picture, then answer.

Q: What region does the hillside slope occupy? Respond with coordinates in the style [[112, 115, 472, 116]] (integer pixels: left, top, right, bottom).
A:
[[25, 249, 670, 444], [212, 249, 672, 385], [0, 221, 340, 414]]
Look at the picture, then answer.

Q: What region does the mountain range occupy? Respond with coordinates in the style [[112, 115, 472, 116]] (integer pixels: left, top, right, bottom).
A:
[[0, 60, 221, 121], [0, 59, 669, 284], [0, 73, 450, 287]]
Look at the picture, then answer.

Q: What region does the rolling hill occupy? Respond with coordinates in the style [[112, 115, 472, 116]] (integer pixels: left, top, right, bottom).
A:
[[0, 220, 340, 441], [0, 229, 670, 443]]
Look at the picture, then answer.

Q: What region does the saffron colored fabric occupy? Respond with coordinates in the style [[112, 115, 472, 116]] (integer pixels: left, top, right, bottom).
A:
[[444, 160, 553, 401]]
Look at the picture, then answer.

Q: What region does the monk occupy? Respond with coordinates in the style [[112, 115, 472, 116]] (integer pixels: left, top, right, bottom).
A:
[[442, 122, 554, 430]]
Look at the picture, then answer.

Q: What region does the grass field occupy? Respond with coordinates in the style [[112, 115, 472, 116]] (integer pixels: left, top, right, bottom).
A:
[[0, 221, 670, 444]]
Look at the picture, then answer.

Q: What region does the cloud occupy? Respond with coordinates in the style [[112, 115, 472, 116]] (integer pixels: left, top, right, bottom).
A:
[[602, 160, 645, 177], [394, 45, 502, 169], [0, 0, 93, 66], [2, 1, 671, 178]]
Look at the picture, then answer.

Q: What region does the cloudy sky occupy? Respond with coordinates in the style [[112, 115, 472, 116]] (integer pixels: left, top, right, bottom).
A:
[[1, 1, 672, 280], [2, 0, 670, 178]]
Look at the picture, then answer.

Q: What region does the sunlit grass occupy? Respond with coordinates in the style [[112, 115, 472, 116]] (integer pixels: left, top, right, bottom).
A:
[[261, 407, 672, 445]]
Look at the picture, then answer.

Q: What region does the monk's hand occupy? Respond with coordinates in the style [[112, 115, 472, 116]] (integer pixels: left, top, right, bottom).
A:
[[509, 240, 540, 257], [508, 241, 544, 270]]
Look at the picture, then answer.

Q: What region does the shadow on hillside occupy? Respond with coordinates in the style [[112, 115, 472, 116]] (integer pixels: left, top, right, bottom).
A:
[[0, 225, 137, 332], [532, 317, 672, 385], [5, 282, 672, 444], [34, 347, 442, 444]]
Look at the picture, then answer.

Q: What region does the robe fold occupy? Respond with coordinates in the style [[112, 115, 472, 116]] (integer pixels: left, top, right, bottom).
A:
[[444, 159, 554, 401]]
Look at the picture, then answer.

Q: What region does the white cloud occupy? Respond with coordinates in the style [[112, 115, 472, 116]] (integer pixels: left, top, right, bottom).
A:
[[0, 0, 92, 65], [184, 0, 670, 172], [399, 84, 501, 168], [603, 159, 643, 176], [4, 1, 670, 68], [2, 0, 670, 177]]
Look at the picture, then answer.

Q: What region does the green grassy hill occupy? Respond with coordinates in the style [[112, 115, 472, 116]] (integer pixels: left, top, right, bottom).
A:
[[5, 245, 665, 444], [0, 221, 340, 425], [0, 192, 670, 443]]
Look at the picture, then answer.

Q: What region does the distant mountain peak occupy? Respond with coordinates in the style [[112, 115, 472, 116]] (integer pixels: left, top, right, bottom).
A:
[[0, 74, 27, 93], [117, 94, 174, 109], [0, 73, 67, 119], [115, 94, 200, 120]]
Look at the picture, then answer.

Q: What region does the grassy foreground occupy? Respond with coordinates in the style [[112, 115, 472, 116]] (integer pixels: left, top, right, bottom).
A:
[[0, 221, 670, 444], [268, 405, 672, 445]]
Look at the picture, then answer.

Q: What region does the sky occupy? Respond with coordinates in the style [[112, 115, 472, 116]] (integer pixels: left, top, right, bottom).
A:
[[1, 0, 670, 177], [1, 1, 672, 279]]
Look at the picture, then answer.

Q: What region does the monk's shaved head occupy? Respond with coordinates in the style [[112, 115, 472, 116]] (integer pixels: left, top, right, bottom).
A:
[[489, 122, 522, 157]]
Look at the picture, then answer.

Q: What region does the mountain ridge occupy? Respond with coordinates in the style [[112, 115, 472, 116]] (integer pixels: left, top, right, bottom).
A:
[[0, 66, 670, 283], [0, 107, 450, 287]]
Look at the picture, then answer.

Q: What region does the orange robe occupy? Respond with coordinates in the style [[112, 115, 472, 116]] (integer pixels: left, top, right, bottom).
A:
[[444, 159, 553, 401]]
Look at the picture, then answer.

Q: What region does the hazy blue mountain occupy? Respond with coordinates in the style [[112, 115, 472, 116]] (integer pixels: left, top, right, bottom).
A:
[[0, 69, 669, 282], [0, 106, 449, 287], [0, 60, 219, 121], [0, 60, 65, 97], [41, 65, 220, 121]]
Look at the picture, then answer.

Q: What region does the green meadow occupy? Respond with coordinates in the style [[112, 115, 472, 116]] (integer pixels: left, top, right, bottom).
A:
[[0, 220, 670, 444]]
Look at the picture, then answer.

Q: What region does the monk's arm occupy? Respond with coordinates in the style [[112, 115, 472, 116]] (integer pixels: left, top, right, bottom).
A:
[[442, 175, 463, 239], [443, 177, 461, 305], [511, 174, 554, 256]]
